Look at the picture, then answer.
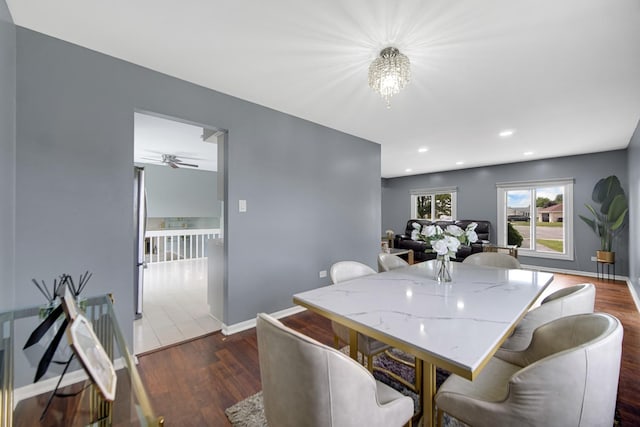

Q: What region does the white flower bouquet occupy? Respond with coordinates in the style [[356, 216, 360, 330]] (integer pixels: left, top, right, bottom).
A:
[[411, 222, 479, 260]]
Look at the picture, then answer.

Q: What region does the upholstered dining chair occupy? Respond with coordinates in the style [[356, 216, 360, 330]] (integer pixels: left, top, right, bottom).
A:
[[256, 313, 414, 427], [377, 253, 409, 272], [435, 312, 623, 427], [496, 283, 596, 354], [330, 260, 377, 284], [462, 252, 521, 269], [329, 261, 389, 370]]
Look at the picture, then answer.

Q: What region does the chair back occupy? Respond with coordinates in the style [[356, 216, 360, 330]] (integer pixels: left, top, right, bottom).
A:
[[462, 252, 521, 268], [330, 261, 376, 284], [507, 313, 623, 426], [377, 253, 409, 272], [256, 313, 412, 427], [540, 283, 595, 307], [498, 283, 596, 351]]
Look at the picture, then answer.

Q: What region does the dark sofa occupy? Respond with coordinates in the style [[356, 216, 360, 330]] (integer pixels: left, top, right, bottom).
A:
[[394, 219, 491, 263]]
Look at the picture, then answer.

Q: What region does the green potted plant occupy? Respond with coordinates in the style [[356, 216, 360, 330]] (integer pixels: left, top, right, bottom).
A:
[[578, 175, 628, 263]]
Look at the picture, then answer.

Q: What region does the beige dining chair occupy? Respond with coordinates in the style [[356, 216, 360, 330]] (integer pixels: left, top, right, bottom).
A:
[[435, 312, 623, 427], [377, 253, 409, 272], [256, 313, 413, 427], [329, 261, 389, 370], [496, 283, 596, 354], [330, 260, 377, 284], [462, 252, 521, 269]]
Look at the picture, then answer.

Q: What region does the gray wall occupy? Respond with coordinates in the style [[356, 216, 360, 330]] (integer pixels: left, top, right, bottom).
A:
[[14, 28, 381, 340], [382, 150, 629, 275], [0, 0, 15, 311], [141, 163, 220, 219], [227, 119, 381, 322], [628, 121, 640, 296]]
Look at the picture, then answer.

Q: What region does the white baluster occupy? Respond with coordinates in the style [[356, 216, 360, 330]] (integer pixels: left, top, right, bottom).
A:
[[145, 229, 220, 263]]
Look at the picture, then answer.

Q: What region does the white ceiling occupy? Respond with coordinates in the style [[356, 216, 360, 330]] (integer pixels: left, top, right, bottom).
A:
[[134, 113, 218, 172], [7, 0, 640, 178]]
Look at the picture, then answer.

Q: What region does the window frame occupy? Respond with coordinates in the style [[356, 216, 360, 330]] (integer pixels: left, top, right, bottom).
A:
[[410, 186, 457, 220], [496, 178, 574, 260]]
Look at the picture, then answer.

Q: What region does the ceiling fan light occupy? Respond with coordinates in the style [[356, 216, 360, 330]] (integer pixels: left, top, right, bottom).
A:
[[368, 47, 411, 109]]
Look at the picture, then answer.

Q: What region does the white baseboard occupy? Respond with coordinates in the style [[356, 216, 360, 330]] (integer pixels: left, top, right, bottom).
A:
[[14, 357, 126, 408], [626, 278, 640, 312], [222, 305, 307, 336], [519, 263, 626, 281]]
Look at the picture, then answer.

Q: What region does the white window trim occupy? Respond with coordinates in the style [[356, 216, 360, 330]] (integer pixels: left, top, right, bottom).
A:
[[496, 178, 574, 260], [410, 187, 457, 220]]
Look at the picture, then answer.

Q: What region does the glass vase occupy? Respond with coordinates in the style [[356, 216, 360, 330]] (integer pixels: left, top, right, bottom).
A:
[[435, 255, 452, 283]]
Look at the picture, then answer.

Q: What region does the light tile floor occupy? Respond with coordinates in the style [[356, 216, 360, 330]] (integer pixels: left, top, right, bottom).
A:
[[133, 258, 222, 354]]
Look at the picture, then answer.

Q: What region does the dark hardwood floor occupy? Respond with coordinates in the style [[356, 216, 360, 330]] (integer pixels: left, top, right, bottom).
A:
[[137, 273, 640, 426]]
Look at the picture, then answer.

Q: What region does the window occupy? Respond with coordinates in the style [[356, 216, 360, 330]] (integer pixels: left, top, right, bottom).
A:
[[410, 187, 457, 220], [497, 179, 574, 260]]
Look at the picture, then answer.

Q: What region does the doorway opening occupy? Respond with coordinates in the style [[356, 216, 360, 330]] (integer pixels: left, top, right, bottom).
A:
[[133, 112, 226, 354]]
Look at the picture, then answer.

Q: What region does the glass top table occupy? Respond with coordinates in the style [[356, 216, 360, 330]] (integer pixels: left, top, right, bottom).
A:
[[0, 295, 162, 426]]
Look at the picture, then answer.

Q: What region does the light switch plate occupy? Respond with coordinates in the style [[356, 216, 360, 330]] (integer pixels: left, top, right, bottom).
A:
[[239, 199, 247, 212]]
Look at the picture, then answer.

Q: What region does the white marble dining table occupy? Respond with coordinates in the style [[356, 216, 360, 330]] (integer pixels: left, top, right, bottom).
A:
[[292, 260, 554, 427]]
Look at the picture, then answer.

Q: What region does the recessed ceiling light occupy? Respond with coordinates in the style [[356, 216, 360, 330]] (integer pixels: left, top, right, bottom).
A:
[[455, 161, 464, 166], [523, 151, 534, 156], [499, 129, 515, 137], [405, 168, 413, 173], [418, 147, 428, 153]]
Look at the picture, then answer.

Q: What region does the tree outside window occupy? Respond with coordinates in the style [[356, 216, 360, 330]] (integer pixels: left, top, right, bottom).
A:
[[435, 194, 452, 219], [416, 195, 432, 219]]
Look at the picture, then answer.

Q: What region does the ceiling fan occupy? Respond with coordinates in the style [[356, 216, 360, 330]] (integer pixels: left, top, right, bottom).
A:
[[139, 153, 200, 169], [160, 154, 199, 169]]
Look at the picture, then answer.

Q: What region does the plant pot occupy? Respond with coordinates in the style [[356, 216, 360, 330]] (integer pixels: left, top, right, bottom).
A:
[[596, 250, 615, 263]]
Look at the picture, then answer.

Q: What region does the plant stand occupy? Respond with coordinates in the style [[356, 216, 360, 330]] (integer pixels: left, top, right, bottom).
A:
[[596, 259, 615, 281]]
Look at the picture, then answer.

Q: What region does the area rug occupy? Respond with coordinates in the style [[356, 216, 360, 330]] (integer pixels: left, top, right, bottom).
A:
[[225, 390, 466, 427], [225, 392, 267, 427], [225, 348, 468, 427], [370, 348, 451, 416]]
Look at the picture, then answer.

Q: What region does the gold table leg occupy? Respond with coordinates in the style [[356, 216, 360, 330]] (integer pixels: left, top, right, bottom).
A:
[[349, 329, 358, 360], [421, 361, 436, 427]]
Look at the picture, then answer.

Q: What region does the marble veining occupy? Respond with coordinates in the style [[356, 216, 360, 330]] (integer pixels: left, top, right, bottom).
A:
[[293, 260, 553, 374]]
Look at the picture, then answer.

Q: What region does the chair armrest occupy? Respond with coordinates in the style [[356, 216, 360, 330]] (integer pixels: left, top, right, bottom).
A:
[[396, 239, 430, 252], [394, 235, 409, 247], [470, 242, 485, 254]]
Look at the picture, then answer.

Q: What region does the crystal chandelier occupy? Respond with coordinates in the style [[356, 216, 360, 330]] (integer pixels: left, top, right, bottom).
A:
[[368, 47, 411, 108]]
